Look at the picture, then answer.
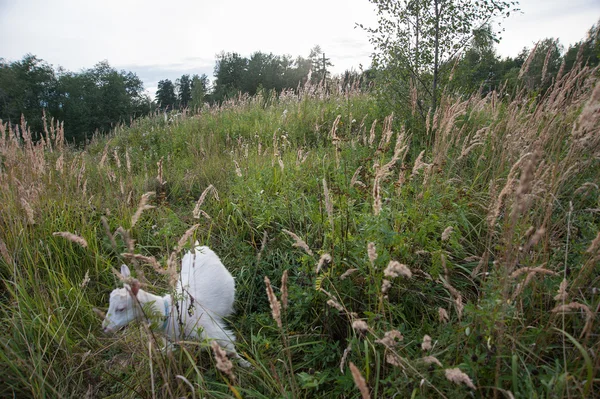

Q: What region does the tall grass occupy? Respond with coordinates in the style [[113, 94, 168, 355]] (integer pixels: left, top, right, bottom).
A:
[[0, 66, 598, 398]]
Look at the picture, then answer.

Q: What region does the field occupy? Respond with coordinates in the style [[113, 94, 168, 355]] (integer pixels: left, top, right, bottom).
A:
[[0, 64, 599, 398]]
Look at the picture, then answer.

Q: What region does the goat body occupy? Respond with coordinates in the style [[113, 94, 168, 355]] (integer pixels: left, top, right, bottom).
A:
[[102, 244, 247, 365]]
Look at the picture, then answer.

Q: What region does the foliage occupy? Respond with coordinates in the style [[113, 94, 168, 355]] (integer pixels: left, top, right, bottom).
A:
[[176, 74, 192, 109], [0, 56, 152, 143], [156, 79, 177, 110], [363, 0, 519, 118]]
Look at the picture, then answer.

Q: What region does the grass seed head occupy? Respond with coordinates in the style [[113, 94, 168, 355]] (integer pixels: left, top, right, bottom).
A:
[[349, 362, 370, 399], [445, 368, 476, 389], [52, 231, 88, 248], [264, 276, 282, 328], [211, 341, 235, 381], [283, 229, 314, 256]]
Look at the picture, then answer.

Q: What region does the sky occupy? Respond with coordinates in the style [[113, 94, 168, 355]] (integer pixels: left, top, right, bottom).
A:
[[1, 0, 599, 98]]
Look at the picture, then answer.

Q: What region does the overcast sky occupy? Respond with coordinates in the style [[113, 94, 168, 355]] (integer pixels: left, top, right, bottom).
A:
[[1, 0, 599, 98]]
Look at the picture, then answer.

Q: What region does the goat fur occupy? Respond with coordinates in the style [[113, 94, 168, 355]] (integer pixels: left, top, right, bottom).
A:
[[102, 244, 248, 366]]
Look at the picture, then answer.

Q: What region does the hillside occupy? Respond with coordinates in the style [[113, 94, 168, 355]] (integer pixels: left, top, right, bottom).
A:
[[0, 65, 599, 398]]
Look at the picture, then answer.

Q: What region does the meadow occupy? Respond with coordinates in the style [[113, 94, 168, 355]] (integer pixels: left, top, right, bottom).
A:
[[0, 62, 599, 398]]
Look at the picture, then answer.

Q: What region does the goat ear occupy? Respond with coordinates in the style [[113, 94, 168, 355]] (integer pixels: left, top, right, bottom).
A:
[[121, 264, 131, 278], [130, 279, 140, 296]]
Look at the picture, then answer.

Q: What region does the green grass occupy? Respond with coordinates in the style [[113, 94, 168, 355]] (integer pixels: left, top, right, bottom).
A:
[[0, 72, 599, 398]]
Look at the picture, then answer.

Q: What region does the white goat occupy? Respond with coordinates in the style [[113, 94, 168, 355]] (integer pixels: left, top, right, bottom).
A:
[[102, 244, 249, 366]]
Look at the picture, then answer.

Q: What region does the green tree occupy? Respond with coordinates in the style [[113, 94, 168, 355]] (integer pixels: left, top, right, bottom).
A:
[[362, 0, 518, 116], [190, 74, 209, 109], [518, 38, 563, 93], [156, 79, 177, 110], [0, 54, 56, 135], [448, 25, 503, 95], [309, 45, 333, 84], [176, 74, 192, 108], [52, 61, 151, 142], [564, 19, 600, 73], [212, 52, 248, 103]]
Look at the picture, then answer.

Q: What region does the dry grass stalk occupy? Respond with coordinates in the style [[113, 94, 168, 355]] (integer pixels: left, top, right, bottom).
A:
[[101, 216, 117, 250], [80, 270, 90, 288], [510, 265, 557, 279], [522, 227, 546, 253], [327, 299, 345, 312], [384, 261, 412, 278], [445, 368, 476, 389], [176, 224, 199, 250], [131, 192, 156, 227], [519, 42, 539, 79], [20, 198, 35, 225], [440, 255, 464, 319], [121, 253, 166, 274], [375, 330, 403, 348], [193, 184, 219, 219], [53, 232, 88, 248], [211, 341, 236, 381], [573, 182, 598, 196], [256, 230, 268, 263], [156, 157, 166, 186], [571, 80, 600, 145], [438, 307, 449, 323], [282, 229, 314, 256], [368, 120, 377, 147], [421, 356, 442, 367], [113, 149, 121, 169], [541, 45, 553, 83], [340, 268, 358, 280], [376, 114, 394, 153], [410, 150, 429, 179], [125, 148, 131, 173], [92, 307, 106, 320], [367, 242, 377, 267], [551, 302, 595, 339], [264, 276, 282, 328], [421, 335, 432, 351], [385, 352, 406, 368], [278, 157, 285, 172], [340, 344, 352, 373], [281, 270, 289, 311], [323, 179, 334, 230], [351, 166, 366, 188], [315, 253, 332, 273], [554, 278, 568, 302], [349, 362, 370, 399], [234, 160, 242, 177], [586, 231, 600, 254], [441, 226, 454, 241], [55, 154, 64, 173], [512, 153, 536, 219], [0, 238, 12, 265], [99, 144, 109, 168]]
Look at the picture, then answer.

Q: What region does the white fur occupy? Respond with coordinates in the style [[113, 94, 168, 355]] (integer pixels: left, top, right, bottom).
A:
[[102, 244, 248, 366]]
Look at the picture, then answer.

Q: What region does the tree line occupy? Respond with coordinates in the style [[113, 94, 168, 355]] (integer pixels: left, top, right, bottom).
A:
[[0, 57, 153, 143], [155, 46, 335, 109], [0, 46, 341, 143]]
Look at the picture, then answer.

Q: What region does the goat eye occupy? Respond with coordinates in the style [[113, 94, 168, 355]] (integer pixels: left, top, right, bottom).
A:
[[116, 307, 125, 312]]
